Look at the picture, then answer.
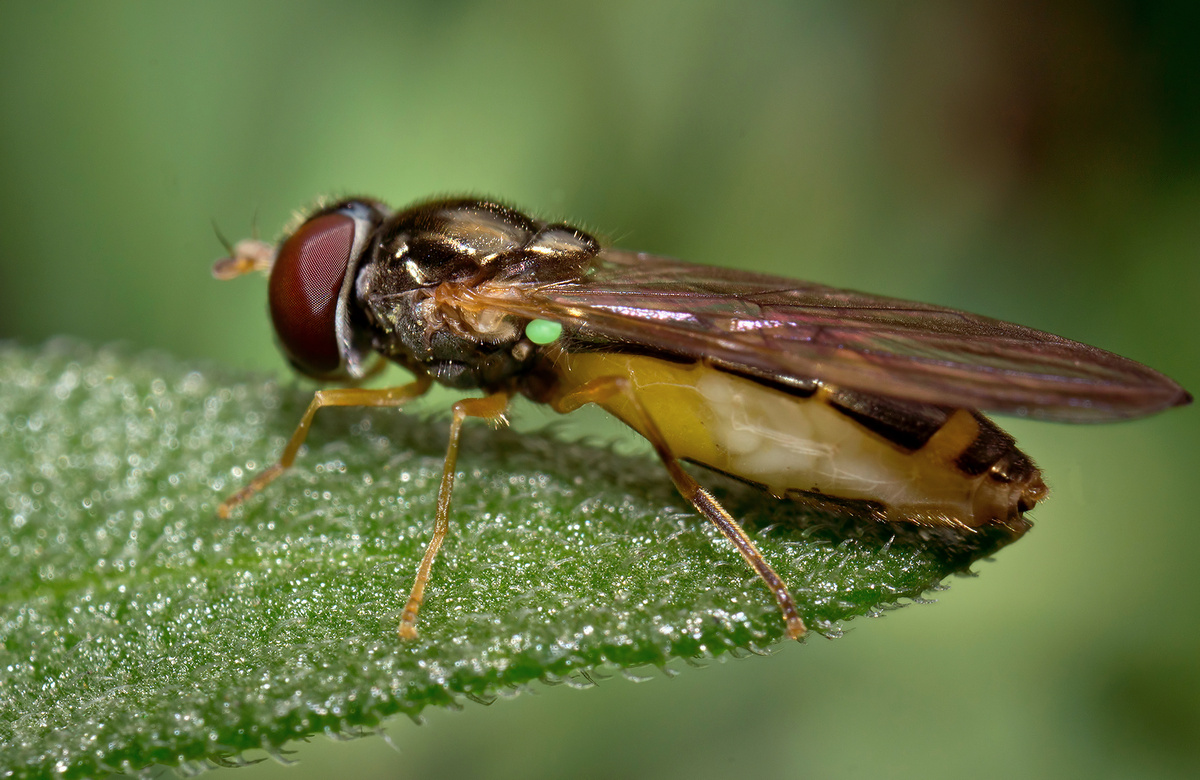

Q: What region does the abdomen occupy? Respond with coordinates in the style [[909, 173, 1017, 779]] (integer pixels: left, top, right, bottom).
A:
[[546, 351, 1046, 536]]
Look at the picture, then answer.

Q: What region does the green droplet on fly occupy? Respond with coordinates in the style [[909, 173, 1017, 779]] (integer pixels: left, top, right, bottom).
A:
[[525, 319, 563, 345]]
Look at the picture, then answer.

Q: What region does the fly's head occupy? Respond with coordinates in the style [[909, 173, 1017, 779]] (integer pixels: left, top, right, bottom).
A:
[[212, 198, 390, 382]]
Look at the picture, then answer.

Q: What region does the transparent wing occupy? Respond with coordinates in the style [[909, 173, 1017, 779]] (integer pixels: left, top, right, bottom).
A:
[[468, 249, 1190, 422]]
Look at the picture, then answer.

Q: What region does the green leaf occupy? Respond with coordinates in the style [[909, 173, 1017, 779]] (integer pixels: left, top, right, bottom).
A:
[[0, 340, 1017, 778]]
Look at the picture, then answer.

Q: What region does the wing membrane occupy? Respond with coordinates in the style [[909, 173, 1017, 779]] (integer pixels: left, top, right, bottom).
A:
[[470, 249, 1189, 422]]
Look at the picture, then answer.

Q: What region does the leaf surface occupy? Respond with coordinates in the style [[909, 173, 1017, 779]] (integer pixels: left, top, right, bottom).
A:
[[0, 341, 1015, 778]]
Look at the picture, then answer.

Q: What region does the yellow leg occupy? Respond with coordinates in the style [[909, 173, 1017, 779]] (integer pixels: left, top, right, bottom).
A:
[[554, 376, 807, 640], [217, 375, 434, 519], [398, 391, 510, 640]]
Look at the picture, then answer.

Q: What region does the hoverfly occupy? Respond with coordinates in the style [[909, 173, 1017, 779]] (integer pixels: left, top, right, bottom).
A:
[[213, 196, 1191, 641]]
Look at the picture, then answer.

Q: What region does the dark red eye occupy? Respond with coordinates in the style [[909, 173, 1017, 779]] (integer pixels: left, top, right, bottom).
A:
[[268, 212, 356, 376]]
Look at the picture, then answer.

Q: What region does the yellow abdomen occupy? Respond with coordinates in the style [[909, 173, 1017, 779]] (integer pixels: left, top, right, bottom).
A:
[[551, 350, 1039, 530]]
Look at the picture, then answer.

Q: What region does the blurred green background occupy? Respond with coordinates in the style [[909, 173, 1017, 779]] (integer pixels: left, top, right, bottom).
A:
[[1, 1, 1197, 778]]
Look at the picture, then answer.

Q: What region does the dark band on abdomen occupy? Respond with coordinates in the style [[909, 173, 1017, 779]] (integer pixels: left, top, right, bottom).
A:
[[954, 411, 1019, 476], [827, 388, 953, 451]]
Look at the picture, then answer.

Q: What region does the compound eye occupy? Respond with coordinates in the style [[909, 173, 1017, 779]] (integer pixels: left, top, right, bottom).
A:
[[268, 212, 356, 377]]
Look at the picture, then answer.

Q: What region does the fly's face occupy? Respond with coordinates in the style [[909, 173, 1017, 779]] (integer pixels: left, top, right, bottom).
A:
[[218, 198, 390, 381]]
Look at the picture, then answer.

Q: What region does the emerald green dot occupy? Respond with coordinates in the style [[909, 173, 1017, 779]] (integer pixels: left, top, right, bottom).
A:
[[525, 319, 563, 345]]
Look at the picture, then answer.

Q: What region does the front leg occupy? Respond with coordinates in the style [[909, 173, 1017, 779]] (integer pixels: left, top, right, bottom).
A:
[[217, 375, 434, 518]]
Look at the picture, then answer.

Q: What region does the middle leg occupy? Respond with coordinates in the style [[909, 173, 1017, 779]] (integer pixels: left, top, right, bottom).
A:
[[397, 391, 510, 640]]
